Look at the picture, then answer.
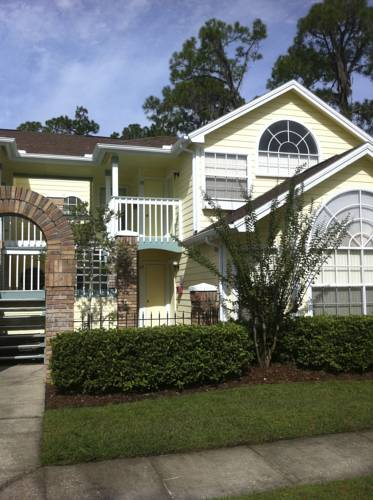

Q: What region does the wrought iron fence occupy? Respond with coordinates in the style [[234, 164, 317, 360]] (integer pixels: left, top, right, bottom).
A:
[[74, 309, 219, 330]]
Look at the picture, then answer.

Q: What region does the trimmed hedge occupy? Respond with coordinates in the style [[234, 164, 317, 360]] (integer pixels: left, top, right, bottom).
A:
[[279, 316, 373, 373], [51, 323, 252, 394]]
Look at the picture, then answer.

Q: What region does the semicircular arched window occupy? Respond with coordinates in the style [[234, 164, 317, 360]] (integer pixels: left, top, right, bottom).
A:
[[312, 190, 373, 316], [258, 120, 318, 177]]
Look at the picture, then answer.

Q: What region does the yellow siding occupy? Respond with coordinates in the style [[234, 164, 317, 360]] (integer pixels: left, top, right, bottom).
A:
[[204, 91, 360, 159], [14, 176, 91, 205], [200, 89, 363, 230], [304, 156, 373, 209], [174, 152, 194, 239], [176, 244, 219, 316]]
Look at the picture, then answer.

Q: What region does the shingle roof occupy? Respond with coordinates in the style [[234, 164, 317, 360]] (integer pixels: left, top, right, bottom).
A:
[[0, 129, 178, 156]]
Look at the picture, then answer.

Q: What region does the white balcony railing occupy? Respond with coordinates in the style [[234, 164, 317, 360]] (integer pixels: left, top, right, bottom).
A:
[[108, 196, 182, 242]]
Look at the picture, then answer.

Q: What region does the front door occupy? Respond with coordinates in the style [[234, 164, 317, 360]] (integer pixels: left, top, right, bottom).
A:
[[141, 263, 168, 325]]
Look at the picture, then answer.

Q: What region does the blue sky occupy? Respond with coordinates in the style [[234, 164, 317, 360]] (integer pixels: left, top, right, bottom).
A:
[[0, 0, 371, 136]]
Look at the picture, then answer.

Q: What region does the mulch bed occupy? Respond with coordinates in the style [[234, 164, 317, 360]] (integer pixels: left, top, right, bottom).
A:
[[45, 363, 373, 410]]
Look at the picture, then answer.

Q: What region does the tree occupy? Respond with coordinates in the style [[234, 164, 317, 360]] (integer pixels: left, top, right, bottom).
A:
[[143, 18, 267, 135], [17, 121, 44, 132], [110, 123, 162, 140], [185, 179, 347, 368], [267, 0, 373, 127], [17, 106, 99, 135], [353, 99, 373, 135]]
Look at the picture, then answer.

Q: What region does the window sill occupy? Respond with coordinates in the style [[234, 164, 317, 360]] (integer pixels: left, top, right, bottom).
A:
[[203, 199, 246, 210]]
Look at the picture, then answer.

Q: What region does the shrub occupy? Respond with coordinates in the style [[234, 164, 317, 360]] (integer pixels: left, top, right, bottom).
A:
[[279, 316, 373, 372], [51, 323, 253, 394]]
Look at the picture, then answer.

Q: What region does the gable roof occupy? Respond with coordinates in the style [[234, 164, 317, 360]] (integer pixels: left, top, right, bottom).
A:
[[188, 80, 372, 145], [183, 143, 373, 244], [0, 129, 178, 157]]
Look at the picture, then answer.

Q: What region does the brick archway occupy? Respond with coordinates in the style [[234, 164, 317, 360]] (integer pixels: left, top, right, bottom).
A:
[[0, 186, 75, 363]]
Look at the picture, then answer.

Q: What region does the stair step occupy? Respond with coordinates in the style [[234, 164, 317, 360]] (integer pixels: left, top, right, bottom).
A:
[[0, 343, 44, 351], [0, 354, 44, 361]]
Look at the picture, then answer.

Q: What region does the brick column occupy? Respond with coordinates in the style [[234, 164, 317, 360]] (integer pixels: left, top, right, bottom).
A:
[[116, 236, 138, 328]]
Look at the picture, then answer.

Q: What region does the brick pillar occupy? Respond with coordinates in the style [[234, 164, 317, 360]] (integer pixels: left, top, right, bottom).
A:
[[116, 236, 138, 328]]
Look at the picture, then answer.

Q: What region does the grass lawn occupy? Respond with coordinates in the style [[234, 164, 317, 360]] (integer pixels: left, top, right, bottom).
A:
[[217, 474, 373, 499], [41, 380, 373, 465]]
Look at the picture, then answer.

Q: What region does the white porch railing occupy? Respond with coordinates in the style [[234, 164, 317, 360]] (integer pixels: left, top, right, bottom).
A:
[[0, 215, 46, 248], [108, 196, 182, 242], [0, 216, 46, 292]]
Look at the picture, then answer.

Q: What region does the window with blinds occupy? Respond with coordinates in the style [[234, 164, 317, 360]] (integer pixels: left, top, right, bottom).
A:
[[312, 190, 373, 316], [205, 152, 247, 200]]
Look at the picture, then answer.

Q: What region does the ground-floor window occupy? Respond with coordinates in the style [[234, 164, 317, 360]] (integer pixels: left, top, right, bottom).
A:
[[312, 286, 373, 315], [312, 190, 373, 316]]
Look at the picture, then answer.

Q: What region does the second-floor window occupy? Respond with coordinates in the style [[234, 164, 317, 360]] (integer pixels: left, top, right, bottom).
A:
[[258, 120, 318, 177], [205, 152, 247, 200]]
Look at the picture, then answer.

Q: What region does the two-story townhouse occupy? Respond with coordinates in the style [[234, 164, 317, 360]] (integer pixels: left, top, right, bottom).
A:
[[0, 80, 372, 363]]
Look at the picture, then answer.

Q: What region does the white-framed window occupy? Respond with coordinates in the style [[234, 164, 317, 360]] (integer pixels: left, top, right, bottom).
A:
[[258, 120, 318, 177], [63, 196, 83, 216], [312, 190, 373, 316], [205, 152, 248, 200]]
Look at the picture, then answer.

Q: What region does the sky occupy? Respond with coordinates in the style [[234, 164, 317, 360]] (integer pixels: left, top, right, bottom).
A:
[[0, 0, 371, 136]]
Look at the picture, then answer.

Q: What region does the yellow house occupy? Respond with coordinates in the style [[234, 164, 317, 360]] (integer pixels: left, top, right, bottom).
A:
[[0, 80, 372, 361]]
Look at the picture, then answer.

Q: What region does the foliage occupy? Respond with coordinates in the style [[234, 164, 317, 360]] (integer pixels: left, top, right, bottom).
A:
[[42, 380, 373, 465], [50, 323, 252, 394], [279, 316, 373, 373], [267, 0, 373, 130], [110, 123, 165, 139], [17, 106, 99, 135], [186, 178, 347, 368], [68, 202, 134, 326], [353, 99, 373, 135], [142, 18, 266, 135]]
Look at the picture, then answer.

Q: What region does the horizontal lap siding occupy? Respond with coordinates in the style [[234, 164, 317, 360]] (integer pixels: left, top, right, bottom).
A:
[[176, 244, 219, 316], [14, 176, 91, 205], [201, 91, 362, 230], [174, 153, 194, 239], [305, 157, 373, 208]]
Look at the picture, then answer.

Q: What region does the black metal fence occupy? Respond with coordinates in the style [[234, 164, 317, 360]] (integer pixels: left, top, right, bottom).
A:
[[74, 309, 219, 330]]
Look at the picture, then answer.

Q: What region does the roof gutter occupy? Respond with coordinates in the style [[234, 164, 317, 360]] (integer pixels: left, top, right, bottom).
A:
[[0, 136, 187, 166]]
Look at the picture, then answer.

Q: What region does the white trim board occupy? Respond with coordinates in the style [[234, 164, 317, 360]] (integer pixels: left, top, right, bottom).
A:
[[188, 80, 373, 145], [233, 143, 373, 230]]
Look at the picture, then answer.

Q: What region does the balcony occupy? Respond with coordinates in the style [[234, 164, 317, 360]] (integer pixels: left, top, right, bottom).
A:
[[108, 196, 183, 252]]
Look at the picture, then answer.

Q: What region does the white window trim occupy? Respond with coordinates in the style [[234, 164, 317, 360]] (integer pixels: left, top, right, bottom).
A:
[[202, 148, 250, 208], [256, 118, 321, 178], [309, 188, 373, 316]]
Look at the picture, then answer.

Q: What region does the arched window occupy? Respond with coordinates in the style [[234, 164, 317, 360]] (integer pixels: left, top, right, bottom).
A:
[[63, 196, 83, 217], [312, 190, 373, 316], [258, 120, 318, 177]]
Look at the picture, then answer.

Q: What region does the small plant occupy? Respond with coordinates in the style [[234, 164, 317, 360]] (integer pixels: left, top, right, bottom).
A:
[[186, 176, 347, 368]]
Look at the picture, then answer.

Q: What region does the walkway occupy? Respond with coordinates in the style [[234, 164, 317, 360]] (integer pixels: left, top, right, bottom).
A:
[[1, 428, 372, 499], [0, 363, 45, 491]]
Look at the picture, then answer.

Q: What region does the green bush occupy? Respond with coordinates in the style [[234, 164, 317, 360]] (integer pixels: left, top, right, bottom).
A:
[[51, 323, 252, 394], [279, 316, 373, 372]]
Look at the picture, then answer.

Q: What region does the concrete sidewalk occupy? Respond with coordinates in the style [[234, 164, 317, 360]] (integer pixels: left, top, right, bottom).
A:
[[0, 363, 45, 489], [1, 430, 373, 500]]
